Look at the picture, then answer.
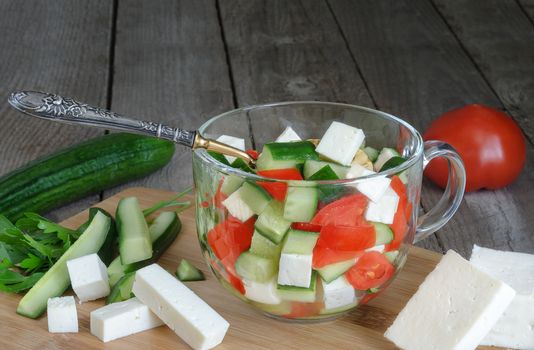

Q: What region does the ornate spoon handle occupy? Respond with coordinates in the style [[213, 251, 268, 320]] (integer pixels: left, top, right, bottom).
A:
[[8, 91, 196, 147], [8, 90, 256, 167]]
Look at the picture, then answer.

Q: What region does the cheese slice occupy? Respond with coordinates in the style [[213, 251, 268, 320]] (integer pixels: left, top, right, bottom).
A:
[[275, 126, 301, 142], [132, 264, 229, 350], [470, 245, 534, 349], [315, 121, 365, 166], [90, 297, 163, 342], [384, 250, 515, 350]]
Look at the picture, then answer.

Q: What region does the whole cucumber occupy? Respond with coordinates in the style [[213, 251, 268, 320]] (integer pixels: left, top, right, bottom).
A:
[[0, 133, 175, 221]]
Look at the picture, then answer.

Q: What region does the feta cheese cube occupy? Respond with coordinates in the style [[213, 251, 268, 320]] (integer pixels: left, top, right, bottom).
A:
[[67, 253, 110, 302], [322, 276, 356, 310], [316, 121, 365, 166], [90, 297, 163, 342], [346, 163, 373, 178], [216, 135, 245, 163], [275, 126, 301, 142], [365, 187, 399, 224], [384, 250, 516, 350], [347, 164, 392, 202], [243, 278, 281, 305], [47, 296, 78, 333], [278, 254, 313, 288], [480, 294, 534, 349], [132, 264, 230, 350], [470, 244, 534, 295], [222, 187, 255, 222]]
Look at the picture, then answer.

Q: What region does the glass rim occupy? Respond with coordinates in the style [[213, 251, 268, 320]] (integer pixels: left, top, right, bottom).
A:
[[195, 101, 424, 184]]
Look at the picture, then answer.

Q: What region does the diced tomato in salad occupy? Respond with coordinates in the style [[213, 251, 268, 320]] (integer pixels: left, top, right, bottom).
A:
[[257, 168, 303, 201], [385, 176, 409, 251], [345, 251, 395, 290], [285, 301, 324, 319], [311, 194, 368, 227], [291, 222, 322, 232]]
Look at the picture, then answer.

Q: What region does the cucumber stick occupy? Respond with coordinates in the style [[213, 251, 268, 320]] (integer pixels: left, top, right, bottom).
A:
[[106, 272, 135, 304], [116, 197, 152, 265], [77, 207, 117, 265], [0, 133, 174, 222], [108, 211, 181, 287], [17, 211, 112, 318], [256, 141, 319, 171]]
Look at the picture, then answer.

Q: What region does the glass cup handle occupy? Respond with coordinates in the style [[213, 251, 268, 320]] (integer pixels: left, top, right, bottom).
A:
[[414, 140, 466, 243]]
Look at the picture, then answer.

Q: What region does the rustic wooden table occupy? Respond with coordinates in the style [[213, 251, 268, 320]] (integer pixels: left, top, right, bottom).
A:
[[1, 0, 533, 259]]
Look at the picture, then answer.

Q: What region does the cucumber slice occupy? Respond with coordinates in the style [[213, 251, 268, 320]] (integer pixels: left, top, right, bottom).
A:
[[116, 197, 152, 265], [316, 259, 356, 283], [77, 207, 117, 266], [256, 141, 319, 171], [106, 271, 135, 304], [208, 151, 231, 166], [308, 166, 339, 181], [230, 158, 255, 173], [239, 182, 272, 214], [277, 271, 317, 302], [283, 185, 318, 222], [108, 211, 181, 287], [254, 201, 291, 244], [17, 212, 111, 318], [176, 259, 205, 281], [235, 251, 277, 283], [220, 175, 244, 195], [372, 222, 394, 245], [303, 160, 348, 179], [380, 156, 406, 172], [384, 250, 399, 263], [363, 147, 379, 162], [282, 229, 319, 255], [250, 230, 283, 260], [374, 148, 401, 172]]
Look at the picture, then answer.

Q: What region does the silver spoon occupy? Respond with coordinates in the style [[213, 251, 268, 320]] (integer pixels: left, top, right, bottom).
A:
[[8, 90, 256, 167]]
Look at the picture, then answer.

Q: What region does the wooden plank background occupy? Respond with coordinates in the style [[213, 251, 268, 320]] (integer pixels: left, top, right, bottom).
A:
[[0, 0, 533, 259]]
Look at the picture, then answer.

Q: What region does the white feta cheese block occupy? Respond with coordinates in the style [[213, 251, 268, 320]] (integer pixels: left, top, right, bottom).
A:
[[47, 296, 78, 333], [365, 187, 399, 224], [243, 278, 281, 305], [90, 297, 163, 342], [222, 187, 255, 222], [275, 126, 301, 142], [216, 135, 245, 163], [132, 264, 230, 350], [66, 253, 110, 302], [480, 294, 534, 349], [278, 254, 313, 288], [347, 164, 392, 202], [384, 250, 516, 350], [322, 276, 356, 310], [470, 244, 534, 295], [315, 121, 365, 166]]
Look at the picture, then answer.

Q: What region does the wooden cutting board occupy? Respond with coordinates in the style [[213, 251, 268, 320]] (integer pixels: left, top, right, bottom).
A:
[[0, 187, 497, 350]]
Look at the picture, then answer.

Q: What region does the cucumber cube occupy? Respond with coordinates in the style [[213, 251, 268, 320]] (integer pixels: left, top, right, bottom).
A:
[[365, 187, 399, 225], [256, 141, 319, 171], [275, 126, 301, 142], [220, 175, 244, 196], [283, 185, 318, 222], [216, 135, 245, 163], [239, 182, 272, 215], [316, 121, 365, 166], [322, 275, 356, 310], [374, 147, 401, 172], [372, 222, 394, 245], [316, 258, 356, 283], [250, 230, 283, 260], [277, 271, 318, 302], [235, 251, 277, 283], [303, 160, 349, 179], [243, 277, 281, 305], [278, 230, 319, 288], [222, 187, 255, 222], [254, 201, 291, 244]]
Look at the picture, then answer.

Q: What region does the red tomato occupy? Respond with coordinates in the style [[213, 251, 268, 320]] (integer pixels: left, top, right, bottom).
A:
[[257, 168, 303, 201], [386, 176, 409, 251], [346, 251, 395, 290], [424, 104, 526, 192], [311, 194, 368, 227], [317, 225, 375, 251], [291, 222, 322, 232], [213, 179, 228, 210], [285, 302, 324, 319], [245, 149, 259, 160], [312, 244, 363, 268]]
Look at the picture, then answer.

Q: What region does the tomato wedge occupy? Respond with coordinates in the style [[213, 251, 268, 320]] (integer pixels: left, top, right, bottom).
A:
[[291, 222, 322, 232], [312, 244, 363, 268], [257, 168, 303, 201], [311, 194, 368, 227], [245, 149, 259, 159], [386, 176, 409, 251], [346, 251, 395, 290], [317, 225, 375, 251]]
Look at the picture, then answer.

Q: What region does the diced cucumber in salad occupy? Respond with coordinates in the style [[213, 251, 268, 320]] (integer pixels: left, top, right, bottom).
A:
[[205, 121, 412, 319]]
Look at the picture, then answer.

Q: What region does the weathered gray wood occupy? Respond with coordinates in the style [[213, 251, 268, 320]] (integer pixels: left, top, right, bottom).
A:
[[106, 0, 234, 195], [518, 0, 534, 26], [329, 0, 534, 257], [433, 0, 534, 142], [219, 0, 445, 253], [0, 0, 112, 221]]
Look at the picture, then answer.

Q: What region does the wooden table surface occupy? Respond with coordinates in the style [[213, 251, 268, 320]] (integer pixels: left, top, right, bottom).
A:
[[1, 0, 533, 260]]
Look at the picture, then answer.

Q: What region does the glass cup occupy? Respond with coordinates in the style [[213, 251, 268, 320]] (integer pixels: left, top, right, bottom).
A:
[[192, 102, 465, 321]]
